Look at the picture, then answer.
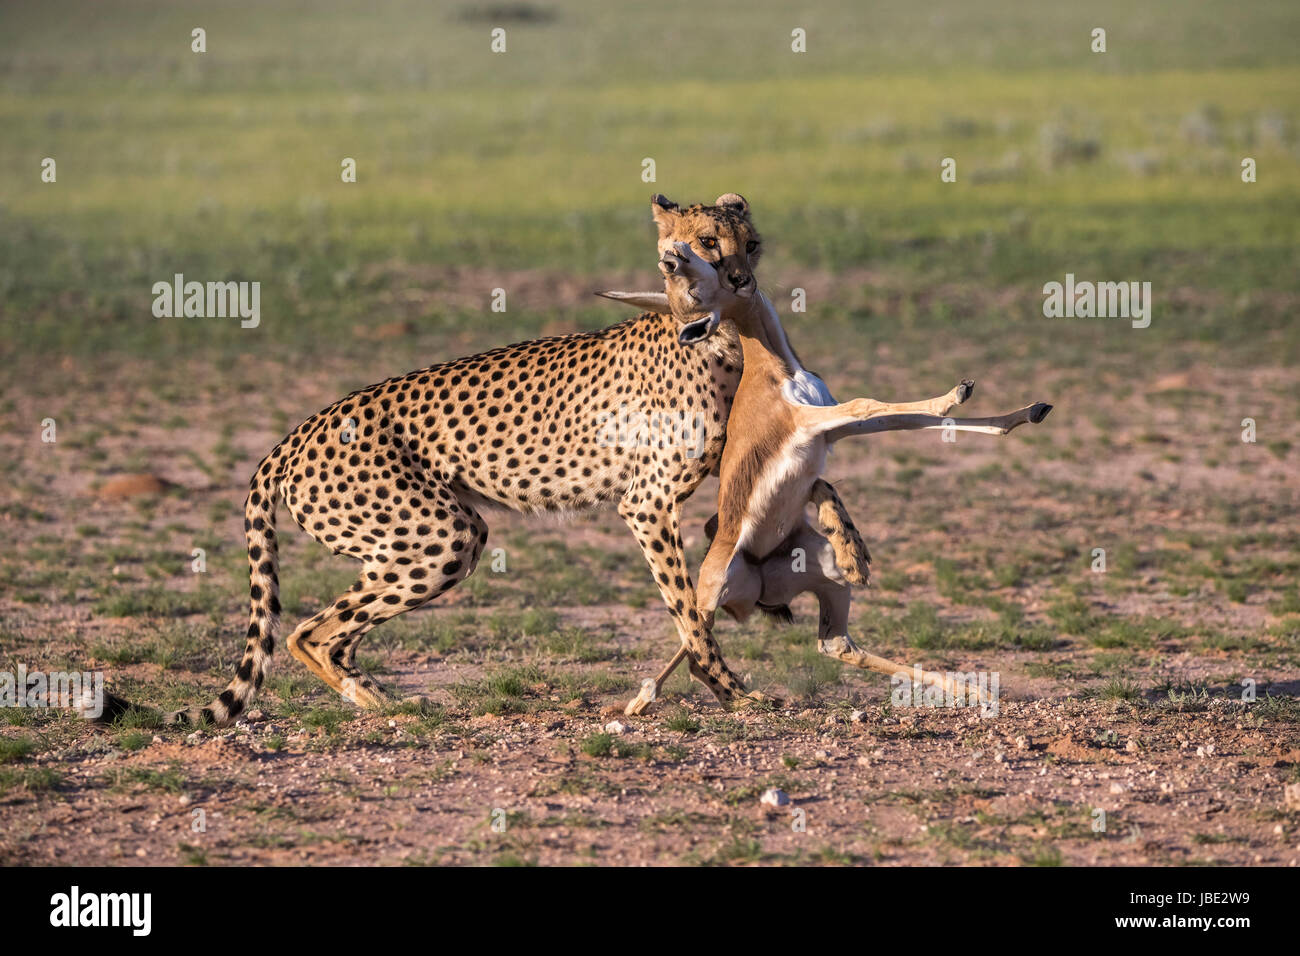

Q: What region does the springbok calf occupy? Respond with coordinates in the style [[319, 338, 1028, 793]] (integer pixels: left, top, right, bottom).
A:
[[603, 243, 1052, 714]]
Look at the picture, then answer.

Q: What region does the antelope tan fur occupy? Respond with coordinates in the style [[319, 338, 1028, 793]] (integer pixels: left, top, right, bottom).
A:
[[602, 239, 1053, 715]]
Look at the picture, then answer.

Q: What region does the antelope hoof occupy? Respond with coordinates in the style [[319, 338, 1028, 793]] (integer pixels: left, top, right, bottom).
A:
[[955, 379, 975, 404], [624, 678, 658, 716], [1029, 402, 1053, 424]]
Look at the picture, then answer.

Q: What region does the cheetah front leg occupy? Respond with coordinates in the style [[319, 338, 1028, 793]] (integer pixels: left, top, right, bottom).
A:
[[617, 494, 766, 712]]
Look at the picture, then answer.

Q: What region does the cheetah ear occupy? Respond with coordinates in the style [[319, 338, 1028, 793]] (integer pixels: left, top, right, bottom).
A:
[[650, 194, 680, 237], [714, 193, 750, 218], [596, 290, 671, 313]]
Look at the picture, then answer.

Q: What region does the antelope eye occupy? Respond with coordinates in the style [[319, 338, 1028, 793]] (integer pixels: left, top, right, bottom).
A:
[[699, 236, 718, 250], [746, 240, 760, 253]]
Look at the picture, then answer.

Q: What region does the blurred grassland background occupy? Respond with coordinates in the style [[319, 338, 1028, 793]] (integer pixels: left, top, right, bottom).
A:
[[0, 0, 1297, 366]]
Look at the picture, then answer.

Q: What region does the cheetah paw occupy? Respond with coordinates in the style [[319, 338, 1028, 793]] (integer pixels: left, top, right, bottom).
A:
[[734, 690, 783, 712]]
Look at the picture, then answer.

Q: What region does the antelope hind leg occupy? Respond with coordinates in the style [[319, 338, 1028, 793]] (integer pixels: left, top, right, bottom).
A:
[[817, 634, 991, 708]]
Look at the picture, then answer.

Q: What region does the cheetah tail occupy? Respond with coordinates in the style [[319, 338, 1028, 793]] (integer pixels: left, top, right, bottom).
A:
[[172, 466, 283, 728], [809, 478, 871, 587]]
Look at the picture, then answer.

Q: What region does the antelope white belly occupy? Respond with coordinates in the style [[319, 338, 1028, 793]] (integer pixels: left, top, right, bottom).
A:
[[735, 431, 827, 559]]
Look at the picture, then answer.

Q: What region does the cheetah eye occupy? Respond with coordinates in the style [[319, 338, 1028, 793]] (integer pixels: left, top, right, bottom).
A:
[[699, 236, 718, 250], [746, 240, 760, 254]]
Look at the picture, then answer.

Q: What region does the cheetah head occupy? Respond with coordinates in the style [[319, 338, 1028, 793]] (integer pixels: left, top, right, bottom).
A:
[[650, 193, 762, 295], [597, 193, 763, 345]]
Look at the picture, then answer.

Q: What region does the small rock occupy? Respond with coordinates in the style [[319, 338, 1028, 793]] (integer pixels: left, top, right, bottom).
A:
[[1285, 783, 1300, 810], [604, 720, 629, 736], [1126, 739, 1138, 753], [135, 848, 147, 858], [1110, 783, 1124, 795], [850, 709, 866, 723], [760, 787, 790, 808]]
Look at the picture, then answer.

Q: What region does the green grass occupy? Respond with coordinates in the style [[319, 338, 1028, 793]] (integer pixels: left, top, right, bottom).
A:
[[449, 664, 545, 715], [0, 766, 63, 796], [0, 736, 37, 763], [1, 0, 1297, 365]]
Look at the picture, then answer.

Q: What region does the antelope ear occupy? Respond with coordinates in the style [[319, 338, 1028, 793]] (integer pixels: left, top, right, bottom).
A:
[[596, 290, 672, 313], [714, 193, 750, 218], [650, 194, 680, 237]]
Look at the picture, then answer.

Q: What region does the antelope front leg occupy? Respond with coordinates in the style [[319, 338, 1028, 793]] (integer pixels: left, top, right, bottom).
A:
[[626, 647, 689, 715], [794, 379, 974, 435], [823, 401, 1053, 444]]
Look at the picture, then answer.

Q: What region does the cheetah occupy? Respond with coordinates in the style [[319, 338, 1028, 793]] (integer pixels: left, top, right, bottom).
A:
[[97, 194, 774, 727], [604, 240, 1053, 712]]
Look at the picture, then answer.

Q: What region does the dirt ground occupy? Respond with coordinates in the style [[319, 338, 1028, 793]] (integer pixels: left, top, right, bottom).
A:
[[1, 267, 1298, 867]]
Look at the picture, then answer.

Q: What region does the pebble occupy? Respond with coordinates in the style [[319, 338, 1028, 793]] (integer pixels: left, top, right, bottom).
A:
[[760, 787, 790, 808], [850, 710, 866, 723], [604, 720, 628, 735]]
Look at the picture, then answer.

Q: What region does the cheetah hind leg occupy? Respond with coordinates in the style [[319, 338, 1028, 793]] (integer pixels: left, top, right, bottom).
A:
[[286, 500, 487, 712]]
